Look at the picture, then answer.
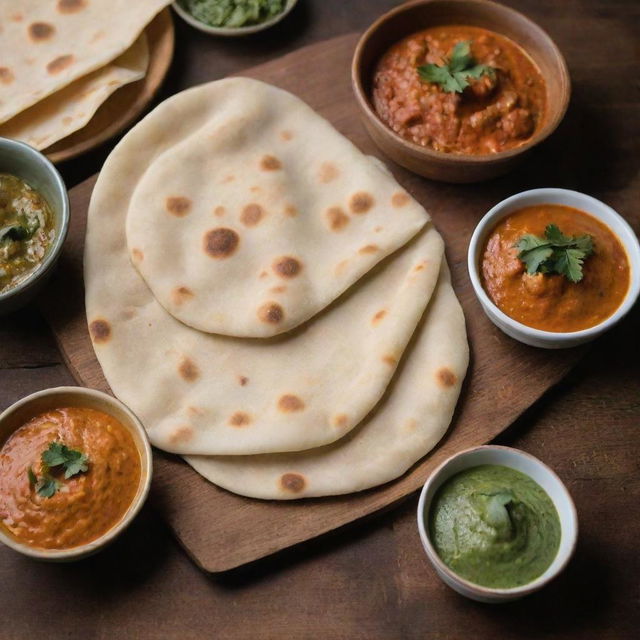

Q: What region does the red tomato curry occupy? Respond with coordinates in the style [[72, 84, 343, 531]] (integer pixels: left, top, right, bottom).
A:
[[0, 407, 141, 550], [373, 25, 546, 154], [481, 205, 630, 332]]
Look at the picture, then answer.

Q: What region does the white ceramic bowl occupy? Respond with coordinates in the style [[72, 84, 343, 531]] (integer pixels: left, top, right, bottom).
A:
[[467, 188, 640, 348], [417, 445, 578, 603], [172, 0, 298, 36], [0, 387, 152, 561]]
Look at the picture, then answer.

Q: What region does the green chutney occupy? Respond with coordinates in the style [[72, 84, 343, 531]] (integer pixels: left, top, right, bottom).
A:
[[429, 464, 561, 588]]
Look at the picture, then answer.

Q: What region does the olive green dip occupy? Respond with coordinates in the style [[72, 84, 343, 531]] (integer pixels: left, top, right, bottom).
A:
[[429, 465, 561, 588], [179, 0, 285, 28], [0, 173, 54, 294]]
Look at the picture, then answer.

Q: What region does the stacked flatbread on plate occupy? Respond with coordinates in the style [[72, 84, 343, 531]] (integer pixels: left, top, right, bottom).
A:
[[85, 78, 469, 500], [0, 0, 172, 150]]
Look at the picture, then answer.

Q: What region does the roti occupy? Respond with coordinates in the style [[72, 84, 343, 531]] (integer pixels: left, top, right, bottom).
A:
[[85, 79, 445, 456], [125, 78, 429, 337], [186, 264, 468, 499], [0, 34, 149, 150]]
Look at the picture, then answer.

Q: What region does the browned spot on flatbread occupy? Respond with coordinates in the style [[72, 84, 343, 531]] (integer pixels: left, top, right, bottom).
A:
[[334, 259, 350, 276], [280, 130, 294, 141], [241, 203, 265, 227], [273, 256, 302, 279], [332, 414, 349, 428], [258, 302, 284, 325], [404, 419, 418, 433], [165, 196, 191, 217], [178, 357, 200, 382], [284, 204, 298, 217], [318, 162, 339, 184], [0, 67, 15, 84], [238, 376, 249, 386], [172, 286, 194, 306], [89, 319, 111, 344], [213, 206, 226, 217], [436, 367, 457, 388], [62, 116, 73, 126], [259, 270, 269, 279], [270, 285, 287, 294], [46, 54, 74, 75], [280, 473, 306, 493], [169, 425, 194, 446], [188, 406, 204, 417], [372, 309, 387, 326], [28, 22, 55, 41], [374, 226, 383, 233], [382, 354, 398, 367], [326, 206, 349, 232], [121, 308, 137, 321], [278, 394, 305, 412], [358, 244, 379, 255], [204, 228, 239, 258], [90, 30, 105, 43], [414, 262, 427, 272], [250, 186, 261, 194], [229, 411, 252, 428], [260, 155, 282, 171], [350, 191, 375, 214], [57, 0, 87, 13], [131, 248, 144, 263], [221, 174, 236, 184], [9, 13, 23, 22], [392, 192, 411, 208]]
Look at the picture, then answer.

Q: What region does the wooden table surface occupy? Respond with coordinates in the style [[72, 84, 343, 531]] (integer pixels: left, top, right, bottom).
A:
[[1, 1, 638, 638]]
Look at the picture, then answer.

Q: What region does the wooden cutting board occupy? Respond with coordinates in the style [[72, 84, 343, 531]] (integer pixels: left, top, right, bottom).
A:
[[41, 33, 584, 573]]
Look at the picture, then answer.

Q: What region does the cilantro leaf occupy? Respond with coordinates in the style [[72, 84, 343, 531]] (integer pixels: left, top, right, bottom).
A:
[[41, 442, 89, 479], [417, 40, 495, 94], [515, 224, 594, 282], [27, 467, 37, 486], [36, 476, 60, 499]]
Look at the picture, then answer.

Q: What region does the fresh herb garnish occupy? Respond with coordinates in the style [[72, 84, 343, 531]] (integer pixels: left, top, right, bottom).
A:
[[0, 212, 40, 243], [417, 41, 495, 94], [41, 442, 89, 479], [26, 442, 90, 498], [515, 224, 594, 283]]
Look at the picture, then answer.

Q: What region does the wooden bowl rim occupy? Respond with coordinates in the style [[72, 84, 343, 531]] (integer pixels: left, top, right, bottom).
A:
[[351, 0, 571, 166]]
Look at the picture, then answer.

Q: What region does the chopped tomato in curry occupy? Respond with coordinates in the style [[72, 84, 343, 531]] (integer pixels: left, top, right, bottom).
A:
[[373, 25, 546, 154], [0, 407, 141, 550], [481, 205, 630, 332]]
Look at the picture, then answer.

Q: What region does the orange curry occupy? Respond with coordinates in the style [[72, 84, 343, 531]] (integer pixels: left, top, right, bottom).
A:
[[481, 205, 630, 332], [373, 25, 546, 154], [0, 407, 141, 550]]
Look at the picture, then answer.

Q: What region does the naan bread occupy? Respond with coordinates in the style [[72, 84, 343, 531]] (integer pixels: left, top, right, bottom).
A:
[[125, 78, 429, 337], [187, 264, 468, 499], [0, 34, 149, 151], [0, 0, 169, 124], [85, 80, 444, 455]]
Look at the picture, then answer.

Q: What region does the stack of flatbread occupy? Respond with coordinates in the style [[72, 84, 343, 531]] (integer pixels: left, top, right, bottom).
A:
[[84, 78, 469, 500], [0, 0, 172, 151]]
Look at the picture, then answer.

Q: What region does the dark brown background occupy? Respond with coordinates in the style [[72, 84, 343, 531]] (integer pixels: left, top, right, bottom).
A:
[[1, 1, 638, 638]]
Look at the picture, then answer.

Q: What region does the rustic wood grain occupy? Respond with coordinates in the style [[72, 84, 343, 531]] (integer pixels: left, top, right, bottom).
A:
[[44, 9, 175, 165], [41, 33, 584, 573], [1, 1, 638, 638]]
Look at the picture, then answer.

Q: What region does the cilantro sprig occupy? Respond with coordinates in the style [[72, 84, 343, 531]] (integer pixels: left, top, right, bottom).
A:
[[417, 41, 495, 94], [27, 442, 90, 499], [515, 224, 594, 283]]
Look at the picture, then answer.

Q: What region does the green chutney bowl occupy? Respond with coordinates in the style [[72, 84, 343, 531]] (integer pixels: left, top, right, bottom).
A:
[[0, 137, 69, 315]]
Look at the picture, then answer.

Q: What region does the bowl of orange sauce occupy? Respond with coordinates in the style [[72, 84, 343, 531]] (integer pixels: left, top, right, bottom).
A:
[[468, 188, 640, 348], [0, 387, 152, 560]]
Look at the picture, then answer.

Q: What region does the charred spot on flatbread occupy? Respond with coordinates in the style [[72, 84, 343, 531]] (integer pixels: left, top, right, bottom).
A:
[[89, 318, 111, 344], [436, 367, 457, 388], [46, 54, 74, 75], [165, 196, 191, 217], [258, 302, 284, 325], [229, 411, 252, 427], [260, 155, 282, 171], [273, 256, 302, 279], [349, 191, 374, 214], [280, 473, 306, 493], [28, 22, 55, 41], [178, 357, 200, 382], [240, 203, 265, 227], [325, 206, 349, 231], [278, 394, 305, 412], [204, 228, 239, 259]]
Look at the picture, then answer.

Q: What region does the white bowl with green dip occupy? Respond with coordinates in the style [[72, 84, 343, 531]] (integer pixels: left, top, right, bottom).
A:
[[417, 445, 578, 603]]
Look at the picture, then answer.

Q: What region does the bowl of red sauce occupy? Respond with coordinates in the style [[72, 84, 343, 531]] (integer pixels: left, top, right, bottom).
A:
[[352, 0, 570, 183], [468, 188, 640, 348], [0, 387, 152, 560]]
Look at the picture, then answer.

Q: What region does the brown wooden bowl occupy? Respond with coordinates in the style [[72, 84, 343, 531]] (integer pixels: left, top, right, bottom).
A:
[[351, 0, 571, 183]]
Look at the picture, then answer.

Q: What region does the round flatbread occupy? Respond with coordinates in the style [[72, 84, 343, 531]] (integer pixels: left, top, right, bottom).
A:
[[186, 264, 469, 499], [125, 78, 429, 337]]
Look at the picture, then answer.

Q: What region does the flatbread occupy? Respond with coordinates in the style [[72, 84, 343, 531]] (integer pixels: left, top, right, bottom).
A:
[[85, 81, 444, 455], [186, 264, 468, 499], [0, 34, 149, 151], [0, 0, 169, 124], [125, 78, 429, 337]]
